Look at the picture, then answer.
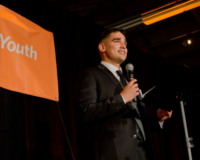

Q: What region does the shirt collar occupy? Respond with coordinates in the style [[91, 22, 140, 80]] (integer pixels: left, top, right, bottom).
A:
[[101, 61, 122, 80]]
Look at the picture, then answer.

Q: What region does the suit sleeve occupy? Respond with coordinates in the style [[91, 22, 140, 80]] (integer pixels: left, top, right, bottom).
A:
[[74, 69, 128, 124], [139, 102, 161, 132], [147, 111, 162, 132]]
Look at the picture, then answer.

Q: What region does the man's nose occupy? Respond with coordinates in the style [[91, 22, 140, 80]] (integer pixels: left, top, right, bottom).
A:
[[120, 42, 126, 48]]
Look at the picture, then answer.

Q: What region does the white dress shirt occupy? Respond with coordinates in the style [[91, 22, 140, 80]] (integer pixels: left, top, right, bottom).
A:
[[101, 61, 121, 81], [101, 61, 126, 102]]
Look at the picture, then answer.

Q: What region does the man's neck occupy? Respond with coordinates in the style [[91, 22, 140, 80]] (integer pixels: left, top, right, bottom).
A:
[[101, 60, 121, 69]]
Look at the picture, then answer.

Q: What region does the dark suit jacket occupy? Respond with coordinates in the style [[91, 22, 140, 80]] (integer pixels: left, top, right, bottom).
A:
[[75, 64, 161, 160]]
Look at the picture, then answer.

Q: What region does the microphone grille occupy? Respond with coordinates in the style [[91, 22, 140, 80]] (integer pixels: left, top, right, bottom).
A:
[[125, 63, 134, 71]]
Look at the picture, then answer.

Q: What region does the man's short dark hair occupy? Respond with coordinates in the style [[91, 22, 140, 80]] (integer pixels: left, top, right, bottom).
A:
[[98, 28, 125, 44]]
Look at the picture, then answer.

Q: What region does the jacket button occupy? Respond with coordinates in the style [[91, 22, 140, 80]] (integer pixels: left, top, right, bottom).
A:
[[133, 134, 137, 138]]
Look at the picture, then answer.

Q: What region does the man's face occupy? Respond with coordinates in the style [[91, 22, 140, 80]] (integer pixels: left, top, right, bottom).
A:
[[102, 32, 128, 66]]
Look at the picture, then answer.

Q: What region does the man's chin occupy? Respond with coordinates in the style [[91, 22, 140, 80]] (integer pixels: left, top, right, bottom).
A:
[[117, 58, 126, 64]]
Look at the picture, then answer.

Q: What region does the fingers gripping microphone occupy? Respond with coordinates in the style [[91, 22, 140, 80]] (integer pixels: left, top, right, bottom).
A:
[[125, 63, 143, 100]]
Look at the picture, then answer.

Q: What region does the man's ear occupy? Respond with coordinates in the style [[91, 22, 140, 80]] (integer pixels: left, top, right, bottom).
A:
[[98, 43, 106, 53]]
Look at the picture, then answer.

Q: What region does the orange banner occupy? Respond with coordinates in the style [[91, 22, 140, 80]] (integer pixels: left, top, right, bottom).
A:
[[0, 5, 59, 101]]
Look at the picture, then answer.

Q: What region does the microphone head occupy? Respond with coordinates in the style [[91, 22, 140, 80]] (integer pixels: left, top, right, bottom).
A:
[[125, 63, 134, 71]]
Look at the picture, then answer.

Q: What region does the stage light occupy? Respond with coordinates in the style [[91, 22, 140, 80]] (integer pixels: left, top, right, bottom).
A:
[[187, 39, 191, 45], [143, 0, 200, 25], [111, 0, 200, 30], [183, 38, 192, 46]]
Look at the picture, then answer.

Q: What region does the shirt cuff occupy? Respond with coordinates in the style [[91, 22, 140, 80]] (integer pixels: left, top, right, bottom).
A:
[[159, 121, 164, 129], [120, 94, 126, 104]]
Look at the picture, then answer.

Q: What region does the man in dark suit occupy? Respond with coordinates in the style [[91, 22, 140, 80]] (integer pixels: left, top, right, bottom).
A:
[[75, 28, 172, 160]]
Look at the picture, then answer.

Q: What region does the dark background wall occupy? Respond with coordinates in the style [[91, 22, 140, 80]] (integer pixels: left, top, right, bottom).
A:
[[0, 0, 198, 160]]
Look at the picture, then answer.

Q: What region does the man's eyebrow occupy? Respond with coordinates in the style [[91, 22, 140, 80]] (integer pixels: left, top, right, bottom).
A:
[[112, 38, 127, 44], [112, 38, 121, 41]]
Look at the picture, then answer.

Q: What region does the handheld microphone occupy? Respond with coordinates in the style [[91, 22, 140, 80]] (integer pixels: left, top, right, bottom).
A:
[[125, 63, 134, 81], [125, 63, 143, 100]]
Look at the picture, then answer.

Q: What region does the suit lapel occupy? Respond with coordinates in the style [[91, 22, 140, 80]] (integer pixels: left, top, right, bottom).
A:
[[97, 63, 141, 120], [97, 64, 123, 92]]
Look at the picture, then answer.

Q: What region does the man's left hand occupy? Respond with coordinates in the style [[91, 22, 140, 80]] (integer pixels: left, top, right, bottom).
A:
[[157, 109, 173, 122]]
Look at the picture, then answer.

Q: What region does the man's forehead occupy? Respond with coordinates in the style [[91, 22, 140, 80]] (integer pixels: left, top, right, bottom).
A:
[[105, 32, 126, 43], [111, 32, 127, 44], [101, 31, 126, 43]]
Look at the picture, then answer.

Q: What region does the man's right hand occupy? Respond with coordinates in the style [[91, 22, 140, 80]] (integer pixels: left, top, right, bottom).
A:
[[120, 79, 139, 103]]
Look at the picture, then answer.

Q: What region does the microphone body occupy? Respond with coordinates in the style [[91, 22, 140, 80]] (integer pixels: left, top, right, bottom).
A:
[[127, 70, 134, 81], [125, 63, 143, 100], [125, 63, 134, 81]]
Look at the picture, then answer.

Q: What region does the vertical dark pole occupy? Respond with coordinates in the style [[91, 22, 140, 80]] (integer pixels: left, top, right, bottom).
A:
[[24, 95, 30, 160]]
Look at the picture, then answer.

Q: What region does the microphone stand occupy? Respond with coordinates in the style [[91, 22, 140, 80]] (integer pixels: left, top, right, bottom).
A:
[[139, 86, 194, 160], [178, 93, 194, 160]]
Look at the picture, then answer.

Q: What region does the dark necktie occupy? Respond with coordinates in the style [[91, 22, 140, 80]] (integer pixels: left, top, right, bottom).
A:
[[116, 70, 127, 87]]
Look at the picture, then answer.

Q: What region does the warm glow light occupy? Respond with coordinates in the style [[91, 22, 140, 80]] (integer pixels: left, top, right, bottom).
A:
[[187, 39, 191, 44], [143, 0, 200, 25], [141, 1, 178, 16]]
